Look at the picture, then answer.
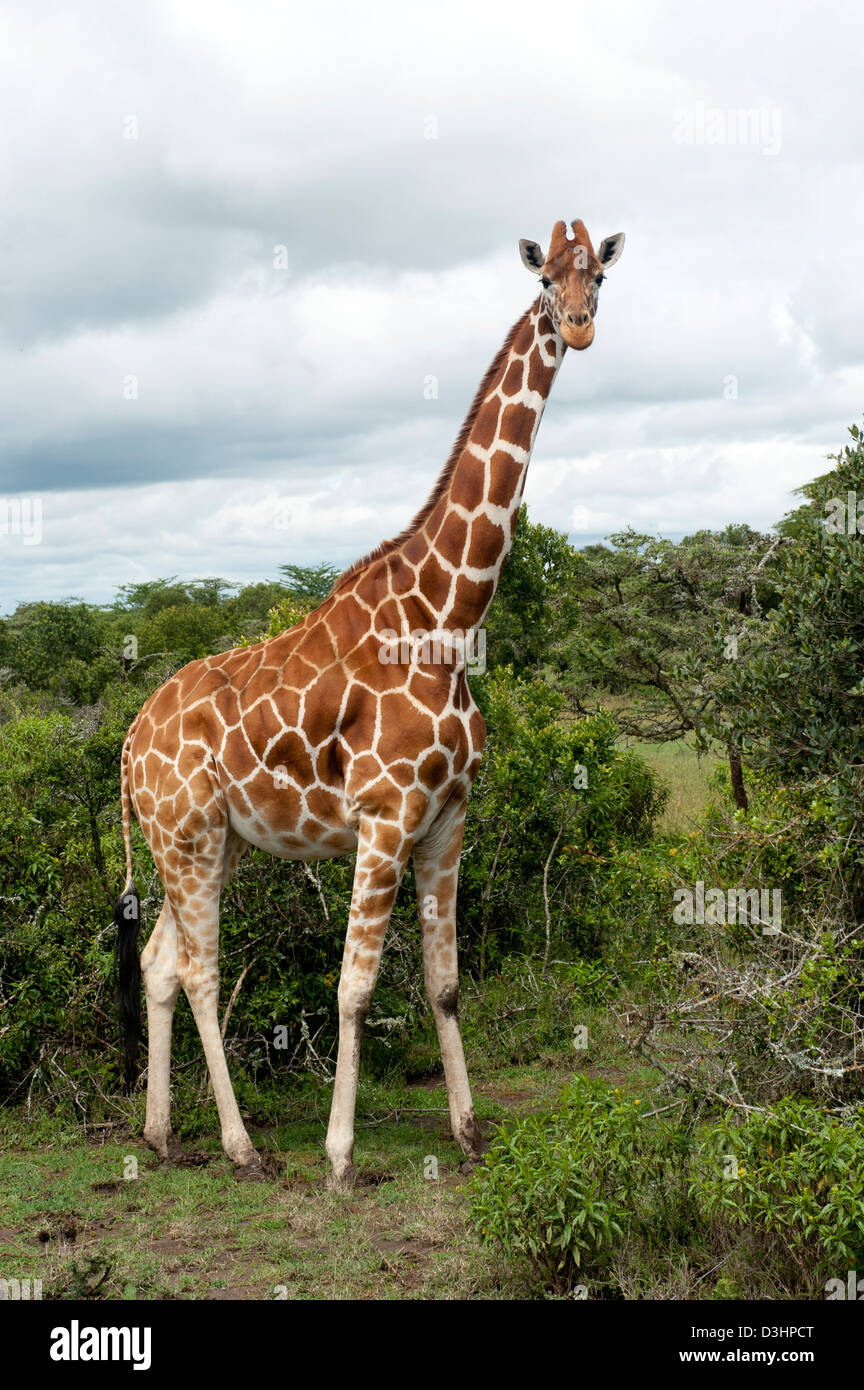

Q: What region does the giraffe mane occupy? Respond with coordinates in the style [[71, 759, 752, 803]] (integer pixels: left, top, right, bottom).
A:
[[330, 305, 534, 594]]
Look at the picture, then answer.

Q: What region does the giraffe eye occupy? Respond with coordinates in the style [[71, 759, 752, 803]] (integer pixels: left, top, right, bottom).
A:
[[541, 276, 551, 289], [594, 273, 605, 286]]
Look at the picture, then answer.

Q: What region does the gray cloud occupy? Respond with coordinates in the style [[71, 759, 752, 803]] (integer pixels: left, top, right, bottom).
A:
[[1, 0, 863, 612]]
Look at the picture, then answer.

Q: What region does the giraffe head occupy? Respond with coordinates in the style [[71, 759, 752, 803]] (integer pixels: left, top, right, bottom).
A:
[[519, 218, 625, 350]]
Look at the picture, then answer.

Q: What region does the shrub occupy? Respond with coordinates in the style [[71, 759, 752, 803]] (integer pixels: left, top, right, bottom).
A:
[[617, 780, 864, 1111], [695, 1097, 864, 1286], [462, 671, 667, 970], [471, 1076, 689, 1294]]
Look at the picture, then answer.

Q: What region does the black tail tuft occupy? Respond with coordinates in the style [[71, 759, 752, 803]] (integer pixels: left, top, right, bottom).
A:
[[113, 886, 142, 1089]]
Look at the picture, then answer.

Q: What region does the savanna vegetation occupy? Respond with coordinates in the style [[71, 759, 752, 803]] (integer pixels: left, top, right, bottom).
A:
[[2, 424, 864, 1301]]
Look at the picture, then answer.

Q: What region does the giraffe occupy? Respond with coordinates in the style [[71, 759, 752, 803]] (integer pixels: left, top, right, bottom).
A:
[[113, 217, 625, 1189]]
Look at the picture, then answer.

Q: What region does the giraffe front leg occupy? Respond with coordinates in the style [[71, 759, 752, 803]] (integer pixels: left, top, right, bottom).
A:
[[414, 800, 485, 1165], [326, 817, 411, 1191]]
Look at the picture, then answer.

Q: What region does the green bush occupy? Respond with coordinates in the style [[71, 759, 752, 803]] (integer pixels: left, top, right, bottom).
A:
[[627, 776, 864, 1111], [695, 1098, 864, 1281], [471, 1076, 690, 1294], [454, 957, 609, 1072], [462, 671, 667, 970], [472, 1083, 864, 1298]]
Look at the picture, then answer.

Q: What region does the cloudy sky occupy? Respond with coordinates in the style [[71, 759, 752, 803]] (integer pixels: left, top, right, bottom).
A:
[[1, 0, 862, 613]]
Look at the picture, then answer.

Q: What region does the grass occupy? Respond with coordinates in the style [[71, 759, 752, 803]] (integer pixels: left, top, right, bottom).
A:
[[0, 1005, 658, 1302], [0, 969, 836, 1302], [589, 692, 723, 834], [0, 1065, 568, 1301], [624, 736, 720, 834]]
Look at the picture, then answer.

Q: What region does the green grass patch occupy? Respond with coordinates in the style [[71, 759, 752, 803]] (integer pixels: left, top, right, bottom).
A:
[[623, 737, 720, 833]]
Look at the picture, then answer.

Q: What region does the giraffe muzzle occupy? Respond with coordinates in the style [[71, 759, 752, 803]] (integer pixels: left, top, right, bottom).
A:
[[560, 311, 595, 351]]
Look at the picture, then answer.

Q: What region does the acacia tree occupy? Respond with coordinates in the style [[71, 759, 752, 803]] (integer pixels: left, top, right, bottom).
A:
[[278, 563, 339, 605], [562, 525, 781, 812]]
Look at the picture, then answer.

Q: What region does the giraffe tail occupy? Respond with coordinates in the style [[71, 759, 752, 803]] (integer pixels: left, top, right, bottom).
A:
[[113, 728, 142, 1089]]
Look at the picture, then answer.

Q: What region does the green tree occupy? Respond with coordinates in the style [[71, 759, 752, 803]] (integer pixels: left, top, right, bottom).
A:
[[485, 506, 579, 675], [721, 422, 864, 901], [138, 604, 231, 663], [0, 601, 105, 695], [278, 563, 339, 604], [563, 526, 780, 811], [112, 577, 238, 617]]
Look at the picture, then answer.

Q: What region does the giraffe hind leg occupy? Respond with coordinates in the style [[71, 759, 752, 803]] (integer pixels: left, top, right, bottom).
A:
[[141, 897, 182, 1160], [142, 828, 255, 1167], [172, 864, 262, 1169], [143, 826, 253, 1167]]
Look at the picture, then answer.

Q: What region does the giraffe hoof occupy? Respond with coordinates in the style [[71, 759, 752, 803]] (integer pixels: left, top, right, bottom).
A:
[[458, 1156, 486, 1177], [457, 1117, 488, 1166], [145, 1131, 185, 1162], [234, 1154, 278, 1182], [328, 1163, 357, 1194], [234, 1164, 267, 1183]]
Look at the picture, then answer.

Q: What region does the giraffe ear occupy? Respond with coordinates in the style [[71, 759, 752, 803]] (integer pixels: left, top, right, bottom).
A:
[[519, 239, 545, 274], [597, 232, 625, 268]]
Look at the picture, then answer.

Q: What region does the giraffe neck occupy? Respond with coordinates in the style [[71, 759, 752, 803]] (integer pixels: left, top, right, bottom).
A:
[[397, 297, 564, 632]]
